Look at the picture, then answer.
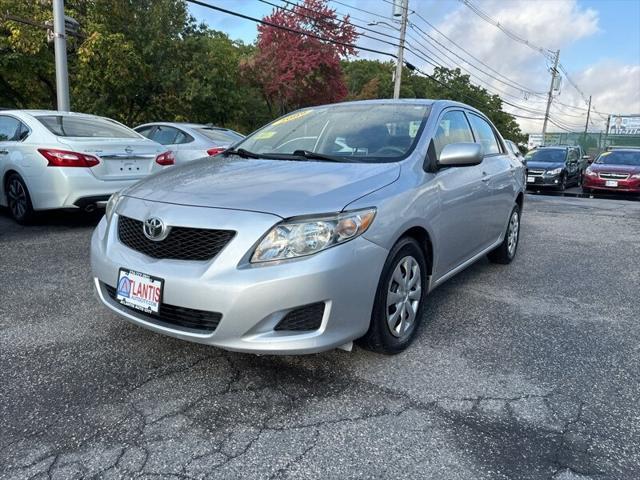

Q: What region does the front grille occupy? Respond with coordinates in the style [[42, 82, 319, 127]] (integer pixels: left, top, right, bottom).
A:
[[275, 303, 325, 331], [527, 169, 544, 176], [118, 215, 235, 261], [599, 172, 629, 180], [104, 284, 222, 332]]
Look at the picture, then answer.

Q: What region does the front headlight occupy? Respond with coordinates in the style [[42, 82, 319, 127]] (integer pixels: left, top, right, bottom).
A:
[[585, 169, 598, 177], [546, 168, 562, 176], [105, 191, 122, 223], [251, 208, 376, 263], [632, 172, 640, 179]]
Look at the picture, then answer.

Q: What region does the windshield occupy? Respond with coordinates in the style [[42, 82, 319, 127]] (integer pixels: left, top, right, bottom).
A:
[[235, 103, 431, 163], [595, 150, 640, 166], [525, 149, 566, 163], [198, 128, 243, 143], [37, 115, 140, 139]]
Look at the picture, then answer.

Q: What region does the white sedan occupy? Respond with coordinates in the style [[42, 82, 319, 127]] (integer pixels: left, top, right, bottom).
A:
[[134, 122, 244, 164], [0, 110, 174, 224]]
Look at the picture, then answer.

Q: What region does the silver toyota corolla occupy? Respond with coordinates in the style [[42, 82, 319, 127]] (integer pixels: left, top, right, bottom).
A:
[[91, 100, 525, 355]]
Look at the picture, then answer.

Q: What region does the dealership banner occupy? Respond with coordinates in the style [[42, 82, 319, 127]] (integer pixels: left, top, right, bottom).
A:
[[609, 115, 640, 135]]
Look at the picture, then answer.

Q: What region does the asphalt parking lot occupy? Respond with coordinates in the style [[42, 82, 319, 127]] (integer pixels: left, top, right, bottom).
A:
[[1, 194, 640, 480]]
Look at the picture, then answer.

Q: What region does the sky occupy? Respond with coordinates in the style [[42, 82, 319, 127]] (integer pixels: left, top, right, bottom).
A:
[[188, 0, 640, 134]]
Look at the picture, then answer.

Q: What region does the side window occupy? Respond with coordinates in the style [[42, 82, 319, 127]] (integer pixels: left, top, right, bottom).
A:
[[0, 116, 21, 141], [135, 126, 155, 138], [467, 113, 500, 155], [568, 149, 578, 162], [433, 110, 474, 160], [150, 126, 180, 145], [174, 130, 193, 144]]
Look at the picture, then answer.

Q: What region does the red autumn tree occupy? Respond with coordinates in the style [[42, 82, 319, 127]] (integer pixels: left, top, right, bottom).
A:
[[243, 0, 358, 115]]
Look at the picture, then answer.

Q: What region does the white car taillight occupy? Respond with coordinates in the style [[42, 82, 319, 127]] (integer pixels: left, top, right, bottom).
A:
[[38, 148, 100, 167]]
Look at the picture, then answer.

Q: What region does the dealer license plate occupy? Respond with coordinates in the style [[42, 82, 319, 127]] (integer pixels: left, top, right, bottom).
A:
[[116, 268, 163, 314], [605, 180, 618, 187], [527, 176, 535, 183]]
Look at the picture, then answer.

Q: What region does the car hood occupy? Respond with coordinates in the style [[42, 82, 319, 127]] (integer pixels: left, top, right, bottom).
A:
[[124, 156, 401, 218], [526, 161, 564, 170], [589, 163, 640, 174]]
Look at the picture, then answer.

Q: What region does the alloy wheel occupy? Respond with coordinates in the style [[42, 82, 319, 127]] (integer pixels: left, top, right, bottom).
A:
[[387, 256, 422, 338], [7, 178, 27, 220], [507, 210, 520, 258]]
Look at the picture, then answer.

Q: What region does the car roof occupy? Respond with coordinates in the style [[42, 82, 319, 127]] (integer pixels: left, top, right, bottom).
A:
[[135, 122, 230, 130], [2, 109, 103, 118]]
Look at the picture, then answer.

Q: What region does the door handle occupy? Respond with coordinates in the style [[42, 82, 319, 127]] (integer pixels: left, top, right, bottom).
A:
[[481, 174, 490, 182], [0, 149, 8, 155]]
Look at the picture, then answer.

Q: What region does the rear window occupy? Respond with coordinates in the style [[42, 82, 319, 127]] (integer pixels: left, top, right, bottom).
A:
[[36, 115, 139, 139], [596, 150, 640, 166], [197, 128, 243, 143]]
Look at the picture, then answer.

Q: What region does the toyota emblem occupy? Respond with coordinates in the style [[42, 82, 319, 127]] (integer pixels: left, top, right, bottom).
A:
[[143, 217, 169, 241]]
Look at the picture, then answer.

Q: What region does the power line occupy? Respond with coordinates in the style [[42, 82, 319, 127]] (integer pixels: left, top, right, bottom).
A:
[[186, 0, 396, 58], [456, 0, 612, 120], [187, 0, 584, 131], [406, 24, 550, 106], [457, 0, 555, 60], [258, 0, 402, 51], [408, 14, 546, 96]]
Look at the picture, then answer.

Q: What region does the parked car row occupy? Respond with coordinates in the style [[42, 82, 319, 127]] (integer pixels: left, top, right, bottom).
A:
[[523, 144, 640, 194], [0, 110, 244, 223]]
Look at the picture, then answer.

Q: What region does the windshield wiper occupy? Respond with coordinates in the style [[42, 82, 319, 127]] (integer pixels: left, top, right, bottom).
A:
[[291, 150, 352, 163], [223, 147, 262, 159]]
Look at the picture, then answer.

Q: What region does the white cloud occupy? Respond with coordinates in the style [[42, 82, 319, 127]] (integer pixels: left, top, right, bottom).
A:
[[425, 0, 610, 133]]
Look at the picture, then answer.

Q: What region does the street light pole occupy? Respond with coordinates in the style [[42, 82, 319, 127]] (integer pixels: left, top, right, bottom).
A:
[[541, 49, 560, 142], [52, 0, 70, 111], [393, 0, 408, 100]]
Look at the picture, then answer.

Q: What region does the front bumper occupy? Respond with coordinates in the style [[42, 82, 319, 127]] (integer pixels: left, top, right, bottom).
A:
[[91, 198, 388, 354], [582, 175, 640, 193], [525, 173, 562, 187]]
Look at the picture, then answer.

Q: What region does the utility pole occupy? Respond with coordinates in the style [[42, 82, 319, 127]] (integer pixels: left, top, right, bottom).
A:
[[393, 0, 409, 100], [52, 0, 70, 111], [583, 95, 591, 134], [541, 49, 560, 142]]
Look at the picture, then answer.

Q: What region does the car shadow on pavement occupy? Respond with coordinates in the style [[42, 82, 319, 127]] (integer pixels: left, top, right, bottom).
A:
[[0, 206, 104, 230]]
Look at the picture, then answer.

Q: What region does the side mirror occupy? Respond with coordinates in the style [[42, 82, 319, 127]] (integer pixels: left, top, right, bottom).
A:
[[588, 158, 595, 164], [438, 142, 483, 168]]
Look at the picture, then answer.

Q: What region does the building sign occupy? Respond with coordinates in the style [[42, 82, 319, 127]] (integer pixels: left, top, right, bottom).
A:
[[609, 115, 640, 135]]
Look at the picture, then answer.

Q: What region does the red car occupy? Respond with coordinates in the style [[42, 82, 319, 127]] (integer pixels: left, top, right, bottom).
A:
[[582, 149, 640, 194]]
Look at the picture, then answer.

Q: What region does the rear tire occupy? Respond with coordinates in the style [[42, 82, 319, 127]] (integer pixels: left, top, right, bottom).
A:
[[357, 237, 428, 355], [488, 204, 521, 265], [5, 173, 34, 225]]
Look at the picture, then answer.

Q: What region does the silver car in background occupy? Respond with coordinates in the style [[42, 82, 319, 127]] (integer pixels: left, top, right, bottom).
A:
[[92, 100, 525, 355], [0, 110, 174, 224], [134, 122, 244, 164]]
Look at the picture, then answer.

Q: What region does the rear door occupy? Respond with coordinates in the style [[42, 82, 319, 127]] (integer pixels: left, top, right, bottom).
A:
[[466, 112, 514, 243]]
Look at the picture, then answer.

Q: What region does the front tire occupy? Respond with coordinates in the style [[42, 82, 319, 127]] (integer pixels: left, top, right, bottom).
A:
[[357, 237, 428, 354], [5, 173, 34, 224], [488, 204, 521, 264], [557, 174, 567, 191]]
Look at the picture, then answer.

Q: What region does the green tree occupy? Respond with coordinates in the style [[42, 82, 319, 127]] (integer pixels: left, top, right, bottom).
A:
[[0, 0, 264, 132]]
